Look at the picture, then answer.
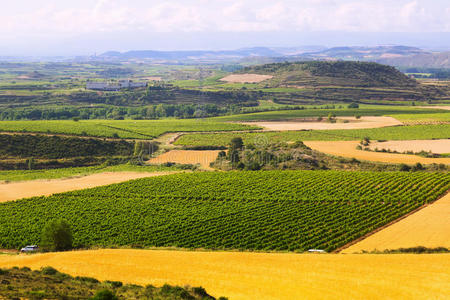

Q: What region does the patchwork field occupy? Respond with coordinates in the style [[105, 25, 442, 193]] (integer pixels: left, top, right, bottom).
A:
[[148, 150, 222, 169], [304, 141, 450, 164], [342, 192, 450, 253], [0, 171, 177, 202], [1, 250, 449, 300], [0, 120, 257, 139], [174, 124, 450, 146], [241, 116, 402, 131], [1, 171, 448, 251], [369, 139, 450, 154], [220, 74, 273, 83]]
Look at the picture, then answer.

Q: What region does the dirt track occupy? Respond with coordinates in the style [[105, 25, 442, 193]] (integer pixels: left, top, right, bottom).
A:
[[304, 141, 450, 164], [369, 139, 450, 154], [240, 116, 403, 131], [342, 192, 450, 253], [149, 150, 221, 170], [220, 74, 273, 83], [0, 250, 448, 300], [0, 172, 175, 202]]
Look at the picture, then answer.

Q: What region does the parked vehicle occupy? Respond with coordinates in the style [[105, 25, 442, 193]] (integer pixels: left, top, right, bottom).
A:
[[20, 245, 39, 253]]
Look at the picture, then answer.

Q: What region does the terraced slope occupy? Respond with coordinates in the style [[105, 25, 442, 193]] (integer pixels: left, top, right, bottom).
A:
[[1, 171, 448, 252]]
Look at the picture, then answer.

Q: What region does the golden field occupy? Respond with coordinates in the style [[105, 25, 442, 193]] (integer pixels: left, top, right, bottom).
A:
[[0, 172, 176, 202], [343, 192, 450, 253], [304, 141, 450, 164], [1, 249, 449, 300], [149, 150, 222, 170]]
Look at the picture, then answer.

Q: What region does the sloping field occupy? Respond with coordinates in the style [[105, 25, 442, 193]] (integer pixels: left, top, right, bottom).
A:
[[241, 116, 402, 131], [0, 171, 176, 202], [369, 139, 450, 154], [220, 74, 273, 83], [304, 141, 450, 164], [0, 250, 449, 300], [342, 193, 450, 253], [149, 150, 221, 169], [1, 171, 449, 251]]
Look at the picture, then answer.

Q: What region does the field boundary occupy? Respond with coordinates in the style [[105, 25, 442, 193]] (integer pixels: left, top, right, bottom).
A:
[[335, 189, 450, 253]]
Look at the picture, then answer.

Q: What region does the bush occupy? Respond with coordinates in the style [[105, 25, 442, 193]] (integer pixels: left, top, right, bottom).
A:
[[41, 219, 73, 251], [347, 103, 359, 108], [90, 289, 118, 300], [41, 266, 58, 275], [399, 164, 411, 171]]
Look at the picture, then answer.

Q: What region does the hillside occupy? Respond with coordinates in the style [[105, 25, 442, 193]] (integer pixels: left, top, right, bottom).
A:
[[238, 61, 417, 88], [232, 61, 446, 104]]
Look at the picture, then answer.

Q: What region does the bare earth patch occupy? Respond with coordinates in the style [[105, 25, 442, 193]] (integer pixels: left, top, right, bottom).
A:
[[241, 116, 402, 131], [304, 141, 450, 165], [417, 106, 450, 111], [220, 74, 273, 83], [342, 192, 450, 253], [0, 172, 175, 202], [149, 150, 221, 170], [0, 250, 448, 300], [369, 139, 450, 154]]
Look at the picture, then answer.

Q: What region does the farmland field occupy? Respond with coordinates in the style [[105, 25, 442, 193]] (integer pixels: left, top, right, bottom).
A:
[[0, 119, 258, 139], [342, 192, 450, 253], [1, 171, 449, 251], [1, 250, 449, 300], [390, 112, 450, 124], [304, 141, 450, 164], [174, 124, 450, 146], [212, 106, 447, 122], [148, 150, 222, 169]]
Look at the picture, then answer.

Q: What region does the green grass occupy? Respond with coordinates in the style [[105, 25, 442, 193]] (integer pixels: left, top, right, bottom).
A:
[[212, 106, 447, 122], [0, 119, 259, 139], [1, 171, 448, 252], [175, 124, 450, 146], [0, 164, 180, 182], [389, 112, 450, 123]]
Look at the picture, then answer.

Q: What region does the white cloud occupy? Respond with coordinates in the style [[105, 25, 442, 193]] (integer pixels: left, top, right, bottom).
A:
[[0, 0, 448, 38]]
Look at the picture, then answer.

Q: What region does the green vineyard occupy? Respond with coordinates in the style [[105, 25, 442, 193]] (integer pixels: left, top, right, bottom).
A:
[[1, 171, 449, 252]]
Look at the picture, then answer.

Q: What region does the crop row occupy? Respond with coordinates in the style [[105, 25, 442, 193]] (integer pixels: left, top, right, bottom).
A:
[[0, 171, 449, 252]]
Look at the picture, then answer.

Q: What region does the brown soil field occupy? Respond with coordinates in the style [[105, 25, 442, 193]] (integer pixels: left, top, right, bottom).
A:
[[149, 150, 221, 170], [220, 74, 273, 83], [417, 106, 450, 111], [240, 116, 403, 131], [342, 193, 450, 253], [1, 250, 448, 300], [0, 172, 175, 202], [369, 139, 450, 154], [304, 141, 450, 164]]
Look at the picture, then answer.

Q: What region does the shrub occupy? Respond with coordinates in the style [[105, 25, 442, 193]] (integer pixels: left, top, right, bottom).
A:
[[41, 266, 58, 275], [347, 103, 359, 108], [399, 164, 411, 172], [41, 219, 73, 251], [90, 289, 118, 300]]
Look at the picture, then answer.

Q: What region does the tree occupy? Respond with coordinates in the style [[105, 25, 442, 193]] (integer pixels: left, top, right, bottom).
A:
[[347, 103, 359, 109], [229, 137, 244, 151], [41, 219, 73, 251], [90, 289, 118, 300]]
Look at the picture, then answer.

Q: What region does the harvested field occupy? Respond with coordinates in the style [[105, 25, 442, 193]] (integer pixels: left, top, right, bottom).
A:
[[417, 106, 450, 111], [0, 250, 449, 300], [240, 116, 402, 131], [220, 74, 273, 83], [369, 139, 450, 154], [149, 150, 221, 169], [304, 141, 450, 164], [0, 172, 175, 202], [343, 193, 450, 253]]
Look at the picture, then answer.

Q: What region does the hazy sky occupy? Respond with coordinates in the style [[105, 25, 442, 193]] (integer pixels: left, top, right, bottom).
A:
[[1, 0, 449, 55]]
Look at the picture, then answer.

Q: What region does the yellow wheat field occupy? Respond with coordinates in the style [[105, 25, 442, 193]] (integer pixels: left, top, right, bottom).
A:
[[0, 172, 176, 202], [343, 192, 450, 253], [304, 141, 450, 164], [1, 250, 449, 300], [149, 150, 221, 170]]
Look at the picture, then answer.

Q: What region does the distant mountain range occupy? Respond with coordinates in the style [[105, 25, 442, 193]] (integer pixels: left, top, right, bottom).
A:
[[99, 46, 450, 68]]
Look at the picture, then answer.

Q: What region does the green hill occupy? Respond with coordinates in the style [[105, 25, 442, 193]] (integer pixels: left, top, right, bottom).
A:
[[235, 61, 446, 105]]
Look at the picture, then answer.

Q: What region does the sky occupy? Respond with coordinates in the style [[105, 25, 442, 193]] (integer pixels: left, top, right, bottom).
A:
[[1, 0, 449, 56]]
